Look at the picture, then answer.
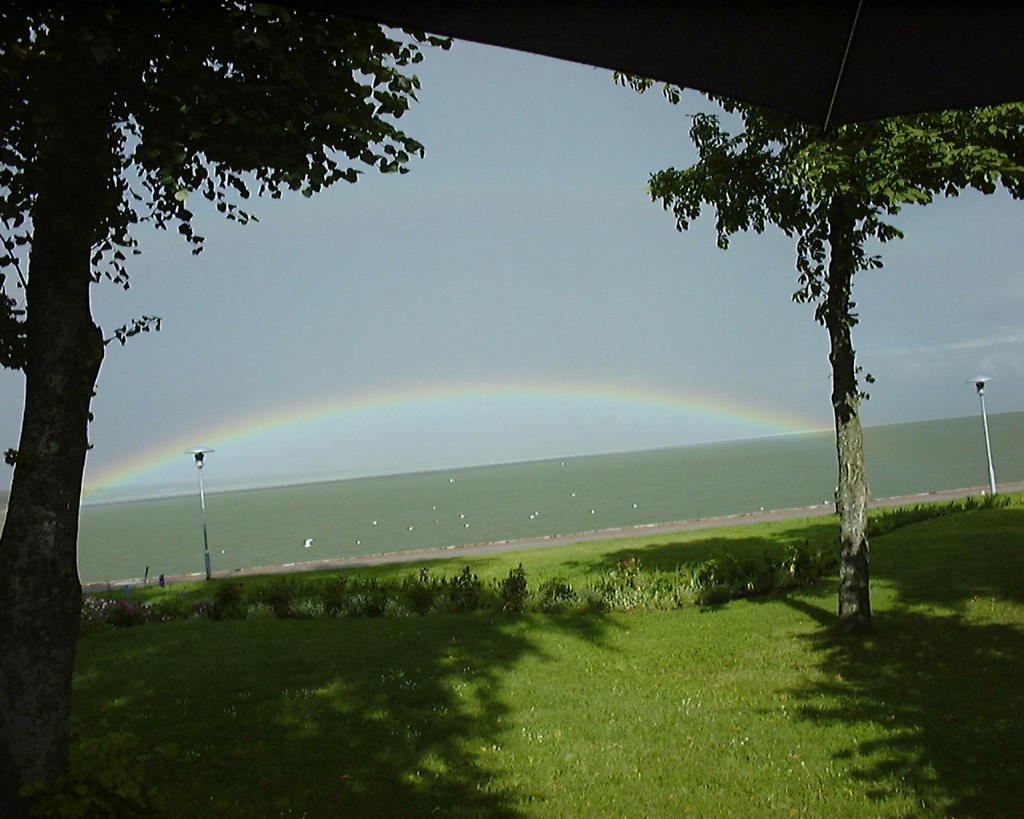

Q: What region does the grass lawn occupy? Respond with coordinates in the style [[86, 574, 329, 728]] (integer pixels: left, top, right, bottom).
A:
[[71, 498, 1024, 817]]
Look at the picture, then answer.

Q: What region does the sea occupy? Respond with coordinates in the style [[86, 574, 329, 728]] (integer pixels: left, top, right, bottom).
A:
[[7, 412, 1022, 585]]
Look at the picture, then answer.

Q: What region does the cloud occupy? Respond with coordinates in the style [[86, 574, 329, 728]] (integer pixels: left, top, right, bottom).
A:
[[872, 333, 1024, 358]]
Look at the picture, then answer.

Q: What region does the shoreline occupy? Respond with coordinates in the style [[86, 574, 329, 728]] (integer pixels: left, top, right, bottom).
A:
[[82, 482, 1023, 592]]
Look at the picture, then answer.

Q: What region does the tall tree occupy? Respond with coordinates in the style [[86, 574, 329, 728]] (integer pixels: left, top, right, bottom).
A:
[[618, 78, 1024, 631], [0, 1, 446, 809]]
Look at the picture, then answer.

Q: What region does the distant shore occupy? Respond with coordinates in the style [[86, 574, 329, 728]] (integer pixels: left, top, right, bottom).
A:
[[82, 482, 1024, 592]]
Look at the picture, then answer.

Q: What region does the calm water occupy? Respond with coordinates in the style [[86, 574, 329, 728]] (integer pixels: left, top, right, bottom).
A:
[[58, 411, 1024, 583]]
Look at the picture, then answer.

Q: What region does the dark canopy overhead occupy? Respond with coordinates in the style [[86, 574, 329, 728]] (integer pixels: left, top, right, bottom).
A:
[[308, 1, 1024, 130]]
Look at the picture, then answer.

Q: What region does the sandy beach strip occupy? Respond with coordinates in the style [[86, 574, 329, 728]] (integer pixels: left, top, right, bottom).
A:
[[82, 482, 1024, 592]]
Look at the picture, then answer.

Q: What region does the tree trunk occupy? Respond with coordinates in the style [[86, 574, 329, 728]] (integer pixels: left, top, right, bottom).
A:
[[824, 202, 871, 632], [0, 44, 108, 813]]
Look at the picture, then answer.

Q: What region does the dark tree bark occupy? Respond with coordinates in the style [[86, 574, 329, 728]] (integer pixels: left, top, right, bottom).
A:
[[824, 200, 871, 631], [0, 44, 108, 813]]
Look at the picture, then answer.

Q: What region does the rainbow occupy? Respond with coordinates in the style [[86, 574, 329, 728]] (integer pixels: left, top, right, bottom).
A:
[[82, 378, 826, 496]]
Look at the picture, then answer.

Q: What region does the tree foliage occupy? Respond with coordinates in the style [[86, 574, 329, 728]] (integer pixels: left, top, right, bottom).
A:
[[624, 78, 1024, 323], [0, 0, 448, 360], [618, 74, 1024, 629]]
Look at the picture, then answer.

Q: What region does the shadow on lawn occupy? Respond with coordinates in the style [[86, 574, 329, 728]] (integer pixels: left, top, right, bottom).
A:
[[870, 507, 1024, 611], [781, 507, 1024, 817], [559, 519, 838, 575], [784, 601, 1024, 816], [74, 611, 616, 818]]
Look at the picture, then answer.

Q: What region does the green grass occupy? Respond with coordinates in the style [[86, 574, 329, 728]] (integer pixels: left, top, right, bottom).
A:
[[70, 495, 1024, 817]]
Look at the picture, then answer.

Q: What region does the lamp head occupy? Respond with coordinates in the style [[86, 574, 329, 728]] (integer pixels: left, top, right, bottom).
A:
[[969, 376, 990, 395], [185, 447, 214, 467]]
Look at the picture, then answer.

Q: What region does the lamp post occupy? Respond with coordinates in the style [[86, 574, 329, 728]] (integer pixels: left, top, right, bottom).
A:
[[185, 448, 215, 579], [969, 378, 997, 495]]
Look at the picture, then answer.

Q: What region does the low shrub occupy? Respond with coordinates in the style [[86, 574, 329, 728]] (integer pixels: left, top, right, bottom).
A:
[[497, 564, 528, 612], [80, 597, 154, 633], [401, 568, 438, 616], [345, 590, 389, 618], [648, 572, 692, 608], [190, 599, 217, 619], [534, 577, 577, 612], [593, 557, 652, 611], [104, 600, 152, 628], [688, 544, 835, 606], [151, 595, 192, 621], [81, 541, 841, 626], [690, 555, 740, 591], [323, 576, 349, 613], [867, 494, 1012, 537], [443, 566, 484, 612], [263, 580, 299, 618], [201, 580, 248, 620], [742, 552, 781, 594]]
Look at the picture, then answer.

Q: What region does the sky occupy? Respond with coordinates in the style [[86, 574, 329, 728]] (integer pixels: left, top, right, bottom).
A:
[[2, 38, 1022, 497]]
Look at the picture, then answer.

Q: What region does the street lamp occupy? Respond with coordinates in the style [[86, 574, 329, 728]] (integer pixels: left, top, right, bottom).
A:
[[185, 447, 215, 579], [968, 378, 997, 495]]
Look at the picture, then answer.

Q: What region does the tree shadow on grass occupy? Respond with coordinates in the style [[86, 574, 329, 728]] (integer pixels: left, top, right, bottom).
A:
[[869, 507, 1024, 611], [554, 519, 839, 576], [72, 611, 617, 818], [778, 506, 1024, 817], [783, 600, 1024, 817]]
